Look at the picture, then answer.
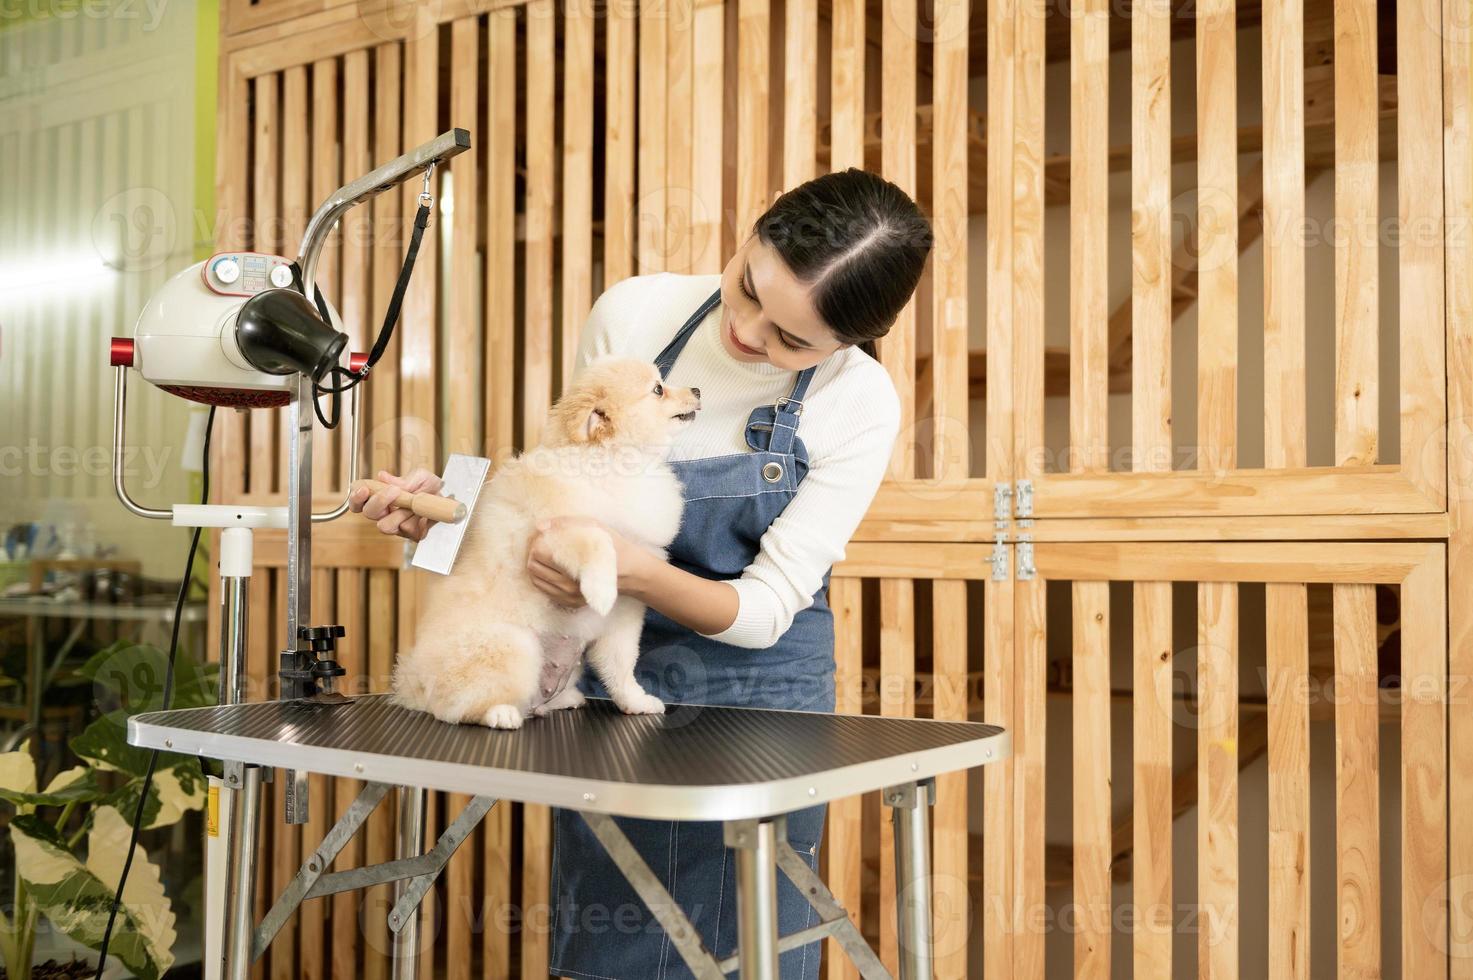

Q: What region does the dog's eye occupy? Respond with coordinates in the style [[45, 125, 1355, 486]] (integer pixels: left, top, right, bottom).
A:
[[653, 383, 664, 397]]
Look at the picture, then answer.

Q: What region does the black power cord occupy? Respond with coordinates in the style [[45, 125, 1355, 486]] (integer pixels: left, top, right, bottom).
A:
[[94, 405, 216, 979]]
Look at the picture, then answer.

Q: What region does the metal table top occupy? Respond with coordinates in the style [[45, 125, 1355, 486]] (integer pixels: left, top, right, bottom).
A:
[[129, 694, 1009, 820]]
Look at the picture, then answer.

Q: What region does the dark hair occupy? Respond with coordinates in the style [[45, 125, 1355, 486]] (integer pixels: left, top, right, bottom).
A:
[[752, 168, 934, 359]]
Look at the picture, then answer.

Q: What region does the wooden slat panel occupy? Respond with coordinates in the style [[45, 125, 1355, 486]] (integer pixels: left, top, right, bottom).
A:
[[931, 578, 969, 977], [1072, 580, 1110, 977], [339, 50, 371, 489], [691, 0, 725, 275], [249, 571, 272, 980], [1013, 575, 1046, 977], [331, 568, 366, 980], [828, 0, 864, 173], [735, 0, 768, 234], [1198, 581, 1238, 978], [827, 576, 864, 980], [401, 16, 439, 975], [1333, 0, 1378, 466], [666, 0, 693, 273], [983, 0, 1016, 964], [446, 791, 475, 980], [1333, 583, 1380, 974], [486, 9, 517, 458], [1133, 580, 1173, 977], [982, 573, 1015, 980], [401, 12, 439, 480], [783, 0, 816, 187], [448, 16, 481, 457], [1446, 0, 1473, 964], [1266, 582, 1310, 980], [301, 567, 333, 979], [562, 0, 594, 389], [368, 43, 402, 477], [877, 577, 913, 974], [1400, 550, 1447, 976], [250, 72, 280, 496], [880, 0, 916, 479], [1012, 0, 1044, 491], [1131, 0, 1172, 467], [1398, 0, 1446, 504], [932, 0, 969, 482], [522, 0, 555, 447], [483, 794, 512, 979], [639, 0, 668, 268], [269, 574, 299, 980], [521, 803, 550, 979], [1036, 541, 1434, 584], [1069, 0, 1108, 473], [311, 57, 340, 494], [603, 0, 636, 285], [363, 568, 396, 980], [281, 65, 309, 501], [1196, 0, 1237, 470], [1262, 0, 1306, 469]]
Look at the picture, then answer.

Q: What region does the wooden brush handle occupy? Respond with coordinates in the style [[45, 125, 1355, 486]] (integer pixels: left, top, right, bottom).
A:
[[352, 479, 466, 524]]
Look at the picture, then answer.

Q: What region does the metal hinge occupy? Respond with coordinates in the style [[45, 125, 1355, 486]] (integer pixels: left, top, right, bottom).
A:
[[990, 532, 1010, 581], [1015, 479, 1034, 520], [993, 482, 1012, 525], [1017, 534, 1036, 580]]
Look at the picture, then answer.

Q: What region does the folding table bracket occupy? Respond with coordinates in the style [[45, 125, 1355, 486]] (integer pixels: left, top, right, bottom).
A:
[[250, 780, 497, 961]]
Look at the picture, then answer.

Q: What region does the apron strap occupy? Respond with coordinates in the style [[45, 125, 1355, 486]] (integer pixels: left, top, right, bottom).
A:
[[766, 366, 814, 455], [654, 288, 723, 377]]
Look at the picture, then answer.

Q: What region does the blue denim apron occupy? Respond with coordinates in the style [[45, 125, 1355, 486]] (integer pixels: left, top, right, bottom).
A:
[[549, 289, 836, 980]]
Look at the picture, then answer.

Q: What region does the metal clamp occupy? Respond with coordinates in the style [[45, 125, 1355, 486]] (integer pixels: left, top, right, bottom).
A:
[[989, 532, 1009, 582]]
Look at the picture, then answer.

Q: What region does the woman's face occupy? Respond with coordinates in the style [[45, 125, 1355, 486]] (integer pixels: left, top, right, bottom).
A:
[[717, 237, 847, 371]]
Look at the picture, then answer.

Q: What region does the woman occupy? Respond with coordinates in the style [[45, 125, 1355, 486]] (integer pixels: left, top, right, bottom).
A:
[[351, 168, 932, 979]]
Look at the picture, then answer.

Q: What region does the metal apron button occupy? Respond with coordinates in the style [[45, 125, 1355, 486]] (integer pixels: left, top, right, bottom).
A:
[[762, 461, 784, 483]]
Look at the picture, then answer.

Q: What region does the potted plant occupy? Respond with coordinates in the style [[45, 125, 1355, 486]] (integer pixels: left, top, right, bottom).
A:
[[0, 640, 215, 978]]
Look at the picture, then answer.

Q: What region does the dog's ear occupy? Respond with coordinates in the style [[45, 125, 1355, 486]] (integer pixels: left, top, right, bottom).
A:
[[579, 407, 610, 443]]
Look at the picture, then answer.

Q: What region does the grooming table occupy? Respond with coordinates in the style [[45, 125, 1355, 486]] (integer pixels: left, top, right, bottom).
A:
[[129, 694, 1009, 979]]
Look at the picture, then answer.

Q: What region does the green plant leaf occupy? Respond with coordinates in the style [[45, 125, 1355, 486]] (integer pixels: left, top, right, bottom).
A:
[[0, 766, 103, 809], [69, 713, 196, 779], [78, 641, 218, 712], [0, 742, 36, 798], [10, 806, 176, 980]]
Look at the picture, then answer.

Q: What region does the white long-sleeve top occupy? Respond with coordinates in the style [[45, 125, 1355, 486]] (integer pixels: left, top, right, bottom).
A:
[[573, 272, 901, 649]]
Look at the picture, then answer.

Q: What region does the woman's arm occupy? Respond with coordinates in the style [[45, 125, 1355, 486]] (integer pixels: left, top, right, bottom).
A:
[[527, 365, 900, 646], [527, 520, 740, 634]]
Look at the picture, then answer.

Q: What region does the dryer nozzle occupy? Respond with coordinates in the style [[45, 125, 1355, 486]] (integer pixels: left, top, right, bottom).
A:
[[235, 288, 348, 382]]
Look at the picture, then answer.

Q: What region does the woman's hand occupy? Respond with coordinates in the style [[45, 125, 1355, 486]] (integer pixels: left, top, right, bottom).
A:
[[348, 468, 443, 542], [526, 516, 654, 608]]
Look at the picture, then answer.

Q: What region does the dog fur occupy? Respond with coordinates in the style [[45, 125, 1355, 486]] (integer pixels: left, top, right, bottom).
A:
[[391, 358, 699, 730]]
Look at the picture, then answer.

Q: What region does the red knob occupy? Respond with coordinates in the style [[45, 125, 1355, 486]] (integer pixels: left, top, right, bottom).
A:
[[110, 337, 135, 367], [349, 351, 369, 374]]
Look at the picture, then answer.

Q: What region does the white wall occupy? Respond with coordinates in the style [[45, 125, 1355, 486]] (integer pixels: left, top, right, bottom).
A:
[[0, 0, 203, 578]]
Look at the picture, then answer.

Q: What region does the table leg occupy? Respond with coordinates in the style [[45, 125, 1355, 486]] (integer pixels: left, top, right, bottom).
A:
[[392, 787, 427, 980], [726, 818, 780, 980], [887, 780, 935, 980], [221, 766, 262, 980]]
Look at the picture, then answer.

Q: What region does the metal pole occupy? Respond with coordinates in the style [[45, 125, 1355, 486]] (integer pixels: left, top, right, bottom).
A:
[[214, 529, 255, 980], [731, 819, 780, 980], [221, 766, 261, 980], [283, 376, 312, 824], [889, 781, 934, 980], [392, 787, 427, 980]]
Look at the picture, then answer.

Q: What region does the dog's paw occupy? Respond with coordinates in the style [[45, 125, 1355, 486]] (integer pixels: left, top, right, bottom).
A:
[[532, 686, 586, 716], [484, 704, 525, 729], [613, 689, 665, 716], [580, 575, 617, 616]]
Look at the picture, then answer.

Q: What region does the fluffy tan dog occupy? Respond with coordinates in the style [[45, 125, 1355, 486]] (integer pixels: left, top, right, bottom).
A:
[[392, 358, 699, 730]]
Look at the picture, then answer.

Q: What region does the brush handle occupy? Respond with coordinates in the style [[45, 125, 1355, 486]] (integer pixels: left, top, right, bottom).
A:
[[352, 479, 467, 524]]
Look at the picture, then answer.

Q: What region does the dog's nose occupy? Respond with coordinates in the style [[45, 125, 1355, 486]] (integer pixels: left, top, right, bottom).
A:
[[690, 387, 701, 401]]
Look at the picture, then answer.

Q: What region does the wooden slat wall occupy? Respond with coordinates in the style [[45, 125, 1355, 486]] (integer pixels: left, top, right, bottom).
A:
[[207, 0, 1460, 975]]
